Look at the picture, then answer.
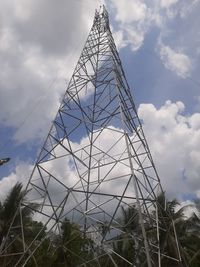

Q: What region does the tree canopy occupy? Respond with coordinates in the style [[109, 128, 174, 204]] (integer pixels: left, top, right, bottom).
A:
[[0, 183, 200, 266]]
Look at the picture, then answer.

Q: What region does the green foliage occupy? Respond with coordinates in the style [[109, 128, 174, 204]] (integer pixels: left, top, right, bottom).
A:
[[0, 183, 200, 266], [0, 182, 40, 266], [26, 238, 56, 267], [50, 219, 94, 267], [112, 205, 145, 266], [112, 193, 200, 267]]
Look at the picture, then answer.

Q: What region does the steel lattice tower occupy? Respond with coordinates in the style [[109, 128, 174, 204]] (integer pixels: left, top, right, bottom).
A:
[[0, 6, 184, 267]]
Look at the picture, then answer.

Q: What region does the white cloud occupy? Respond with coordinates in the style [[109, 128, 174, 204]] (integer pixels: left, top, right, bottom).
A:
[[109, 0, 198, 53], [138, 100, 200, 199], [0, 0, 198, 145], [0, 0, 101, 143], [112, 30, 126, 50], [114, 0, 147, 24], [28, 125, 144, 203], [160, 0, 179, 9], [176, 200, 198, 218], [108, 0, 199, 83], [125, 26, 145, 51], [158, 41, 192, 78], [2, 100, 200, 203], [0, 162, 33, 201], [0, 0, 200, 209], [1, 126, 141, 223], [109, 0, 151, 51]]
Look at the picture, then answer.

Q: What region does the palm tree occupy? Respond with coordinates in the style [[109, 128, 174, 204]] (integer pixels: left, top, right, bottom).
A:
[[113, 194, 190, 267], [152, 193, 183, 266], [149, 192, 200, 267], [181, 199, 200, 267], [51, 218, 94, 267], [112, 205, 145, 266], [0, 182, 39, 266]]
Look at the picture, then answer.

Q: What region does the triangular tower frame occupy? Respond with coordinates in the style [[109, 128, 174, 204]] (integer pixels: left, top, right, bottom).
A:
[[0, 6, 184, 267]]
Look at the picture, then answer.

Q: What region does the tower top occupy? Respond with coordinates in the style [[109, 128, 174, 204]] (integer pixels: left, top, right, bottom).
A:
[[95, 5, 108, 16], [94, 5, 109, 27]]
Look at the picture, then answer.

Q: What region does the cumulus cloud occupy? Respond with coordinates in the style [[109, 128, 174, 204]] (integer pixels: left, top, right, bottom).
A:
[[0, 0, 199, 145], [112, 30, 126, 50], [114, 0, 147, 23], [2, 100, 200, 203], [108, 0, 199, 53], [108, 0, 199, 80], [0, 0, 101, 143], [0, 162, 33, 201], [28, 125, 149, 204], [13, 0, 88, 56], [109, 0, 151, 51], [2, 126, 143, 224], [1, 0, 200, 212], [138, 100, 200, 199], [157, 41, 192, 78]]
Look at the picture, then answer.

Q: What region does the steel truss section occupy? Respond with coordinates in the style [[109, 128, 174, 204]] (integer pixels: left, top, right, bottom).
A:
[[0, 6, 184, 267]]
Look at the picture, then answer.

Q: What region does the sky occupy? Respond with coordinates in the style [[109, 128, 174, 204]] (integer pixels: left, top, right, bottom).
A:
[[0, 0, 200, 204]]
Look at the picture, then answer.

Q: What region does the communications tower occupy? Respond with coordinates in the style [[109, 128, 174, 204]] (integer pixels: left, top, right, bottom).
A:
[[0, 6, 184, 267]]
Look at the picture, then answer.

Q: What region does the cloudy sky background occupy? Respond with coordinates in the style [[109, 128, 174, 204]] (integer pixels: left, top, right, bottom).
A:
[[0, 0, 200, 204]]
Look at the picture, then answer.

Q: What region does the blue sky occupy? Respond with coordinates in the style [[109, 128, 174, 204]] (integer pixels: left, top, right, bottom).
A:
[[0, 0, 200, 202]]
